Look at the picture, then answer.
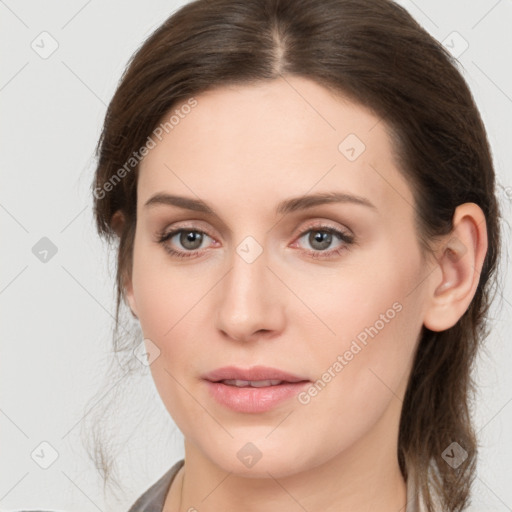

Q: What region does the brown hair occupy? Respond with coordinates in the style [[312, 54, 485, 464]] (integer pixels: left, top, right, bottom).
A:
[[90, 0, 501, 509]]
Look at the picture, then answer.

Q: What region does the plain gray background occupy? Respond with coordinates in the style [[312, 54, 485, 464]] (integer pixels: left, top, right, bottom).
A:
[[1, 0, 511, 510]]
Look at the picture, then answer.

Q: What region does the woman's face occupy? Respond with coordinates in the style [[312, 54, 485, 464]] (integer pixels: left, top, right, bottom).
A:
[[127, 76, 431, 477]]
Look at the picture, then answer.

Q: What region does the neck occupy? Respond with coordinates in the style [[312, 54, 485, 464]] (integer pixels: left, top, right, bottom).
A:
[[164, 398, 408, 512], [170, 452, 407, 512]]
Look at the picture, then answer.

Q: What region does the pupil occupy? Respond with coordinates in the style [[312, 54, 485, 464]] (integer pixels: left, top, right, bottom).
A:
[[182, 231, 202, 249], [311, 231, 331, 250]]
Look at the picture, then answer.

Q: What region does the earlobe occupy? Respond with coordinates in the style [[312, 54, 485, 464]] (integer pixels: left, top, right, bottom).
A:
[[124, 278, 139, 319], [112, 209, 138, 318], [423, 203, 488, 332]]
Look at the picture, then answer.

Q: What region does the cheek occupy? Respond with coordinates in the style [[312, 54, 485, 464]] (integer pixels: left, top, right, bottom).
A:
[[290, 263, 423, 455], [134, 269, 200, 373], [132, 257, 207, 427], [297, 241, 424, 396], [131, 232, 194, 338]]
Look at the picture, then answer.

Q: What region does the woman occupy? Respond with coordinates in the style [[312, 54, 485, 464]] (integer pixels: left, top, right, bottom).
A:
[[91, 0, 500, 510]]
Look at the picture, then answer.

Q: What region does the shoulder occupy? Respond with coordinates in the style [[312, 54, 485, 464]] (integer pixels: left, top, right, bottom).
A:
[[127, 459, 185, 512]]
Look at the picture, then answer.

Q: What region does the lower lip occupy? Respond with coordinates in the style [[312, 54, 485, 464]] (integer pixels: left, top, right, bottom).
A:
[[204, 380, 310, 413]]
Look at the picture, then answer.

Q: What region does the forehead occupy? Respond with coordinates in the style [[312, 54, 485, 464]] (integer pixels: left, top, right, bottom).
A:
[[137, 76, 413, 218]]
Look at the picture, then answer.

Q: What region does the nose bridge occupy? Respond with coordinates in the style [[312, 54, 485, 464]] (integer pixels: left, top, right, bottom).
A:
[[215, 235, 283, 341]]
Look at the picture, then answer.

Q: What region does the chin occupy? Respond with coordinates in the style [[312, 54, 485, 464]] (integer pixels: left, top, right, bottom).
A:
[[202, 441, 317, 479]]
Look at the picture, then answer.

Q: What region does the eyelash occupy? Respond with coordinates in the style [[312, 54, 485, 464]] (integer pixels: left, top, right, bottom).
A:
[[155, 223, 355, 260]]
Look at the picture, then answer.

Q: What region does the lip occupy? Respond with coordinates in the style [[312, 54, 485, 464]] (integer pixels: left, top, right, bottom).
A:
[[202, 365, 308, 383], [202, 365, 310, 413]]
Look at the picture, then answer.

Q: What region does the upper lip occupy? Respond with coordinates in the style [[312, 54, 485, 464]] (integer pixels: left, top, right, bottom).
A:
[[202, 365, 309, 383]]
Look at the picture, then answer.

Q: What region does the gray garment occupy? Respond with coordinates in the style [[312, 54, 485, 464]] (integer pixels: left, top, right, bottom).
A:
[[127, 459, 184, 512], [127, 459, 423, 512]]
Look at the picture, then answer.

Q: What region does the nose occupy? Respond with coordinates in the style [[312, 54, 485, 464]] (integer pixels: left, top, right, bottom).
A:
[[215, 242, 285, 343]]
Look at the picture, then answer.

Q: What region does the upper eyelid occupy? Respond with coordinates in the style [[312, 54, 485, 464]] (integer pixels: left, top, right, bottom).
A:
[[160, 218, 350, 233]]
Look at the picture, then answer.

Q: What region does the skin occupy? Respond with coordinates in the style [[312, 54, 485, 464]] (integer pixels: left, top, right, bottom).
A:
[[117, 76, 487, 511]]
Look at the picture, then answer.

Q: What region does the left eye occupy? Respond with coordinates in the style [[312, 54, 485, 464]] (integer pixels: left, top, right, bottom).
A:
[[294, 226, 354, 258]]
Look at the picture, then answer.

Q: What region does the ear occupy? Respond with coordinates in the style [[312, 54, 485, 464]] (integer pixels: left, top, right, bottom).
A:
[[423, 203, 488, 332], [111, 209, 125, 238], [111, 209, 139, 319]]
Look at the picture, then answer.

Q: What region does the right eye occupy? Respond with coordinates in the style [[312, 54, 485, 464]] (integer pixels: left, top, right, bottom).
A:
[[156, 227, 216, 259]]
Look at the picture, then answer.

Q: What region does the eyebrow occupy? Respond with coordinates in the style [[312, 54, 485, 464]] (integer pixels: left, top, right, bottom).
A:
[[144, 191, 377, 216]]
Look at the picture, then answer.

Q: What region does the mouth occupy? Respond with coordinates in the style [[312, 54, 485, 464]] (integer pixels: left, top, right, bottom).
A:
[[218, 379, 291, 387], [202, 365, 309, 384], [202, 366, 311, 413]]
